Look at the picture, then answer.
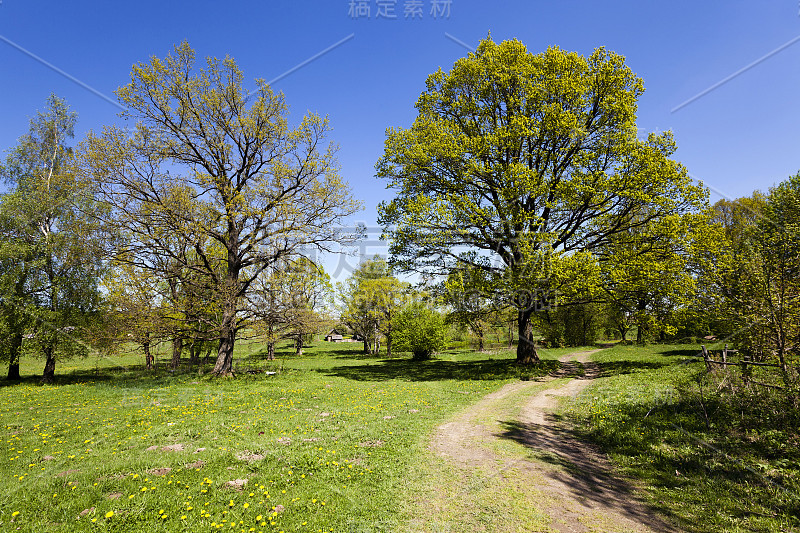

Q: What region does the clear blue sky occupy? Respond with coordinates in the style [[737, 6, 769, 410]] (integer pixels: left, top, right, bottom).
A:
[[2, 1, 799, 279]]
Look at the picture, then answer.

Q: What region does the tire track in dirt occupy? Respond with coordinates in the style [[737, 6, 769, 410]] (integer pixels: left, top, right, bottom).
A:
[[427, 350, 677, 533]]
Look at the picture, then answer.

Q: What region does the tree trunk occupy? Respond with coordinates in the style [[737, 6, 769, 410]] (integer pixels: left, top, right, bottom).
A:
[[170, 337, 183, 370], [267, 341, 275, 360], [295, 336, 303, 356], [478, 333, 485, 352], [7, 332, 22, 380], [204, 344, 213, 364], [516, 310, 539, 364], [143, 341, 153, 370], [363, 339, 370, 354], [213, 326, 235, 375], [386, 332, 392, 358], [7, 362, 20, 381], [213, 304, 237, 376], [41, 347, 56, 384], [189, 339, 200, 366]]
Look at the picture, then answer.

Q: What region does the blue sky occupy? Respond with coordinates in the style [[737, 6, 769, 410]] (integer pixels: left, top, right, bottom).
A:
[[1, 1, 799, 280]]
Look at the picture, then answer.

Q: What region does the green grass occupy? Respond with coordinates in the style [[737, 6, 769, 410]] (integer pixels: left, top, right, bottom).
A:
[[0, 341, 565, 532], [566, 344, 800, 533]]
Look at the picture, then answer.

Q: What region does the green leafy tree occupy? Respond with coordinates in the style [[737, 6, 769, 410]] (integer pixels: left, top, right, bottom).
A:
[[80, 42, 361, 376], [597, 214, 705, 343], [0, 207, 35, 379], [377, 37, 706, 364], [252, 257, 333, 357], [441, 266, 496, 351], [338, 257, 408, 355], [711, 180, 800, 391], [392, 302, 447, 361], [103, 263, 164, 370], [1, 95, 104, 383]]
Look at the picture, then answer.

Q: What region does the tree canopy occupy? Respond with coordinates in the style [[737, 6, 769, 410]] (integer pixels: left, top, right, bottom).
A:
[[80, 42, 362, 375], [377, 37, 707, 363]]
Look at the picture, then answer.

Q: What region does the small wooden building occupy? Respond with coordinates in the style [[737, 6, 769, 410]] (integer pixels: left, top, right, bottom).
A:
[[325, 329, 344, 342]]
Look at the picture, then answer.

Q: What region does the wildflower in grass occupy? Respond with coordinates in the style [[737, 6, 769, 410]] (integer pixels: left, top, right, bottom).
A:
[[11, 511, 19, 517], [105, 511, 114, 518]]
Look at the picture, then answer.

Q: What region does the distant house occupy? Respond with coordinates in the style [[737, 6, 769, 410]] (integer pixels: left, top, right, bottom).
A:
[[325, 329, 344, 342]]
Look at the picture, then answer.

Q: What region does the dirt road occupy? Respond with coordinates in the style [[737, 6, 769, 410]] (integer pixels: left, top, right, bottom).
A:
[[420, 350, 676, 533]]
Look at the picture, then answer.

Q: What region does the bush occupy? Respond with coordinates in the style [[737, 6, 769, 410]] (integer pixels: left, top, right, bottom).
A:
[[392, 303, 448, 360]]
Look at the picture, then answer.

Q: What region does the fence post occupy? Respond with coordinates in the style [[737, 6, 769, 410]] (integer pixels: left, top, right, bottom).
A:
[[701, 345, 712, 372], [741, 354, 750, 384], [723, 344, 728, 364]]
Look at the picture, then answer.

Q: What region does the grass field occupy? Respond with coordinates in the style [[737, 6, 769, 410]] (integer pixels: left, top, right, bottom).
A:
[[3, 341, 798, 532], [0, 340, 565, 532], [567, 344, 800, 533]]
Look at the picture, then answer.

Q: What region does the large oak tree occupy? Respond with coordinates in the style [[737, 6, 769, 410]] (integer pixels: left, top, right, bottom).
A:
[[81, 43, 361, 375], [377, 38, 706, 363]]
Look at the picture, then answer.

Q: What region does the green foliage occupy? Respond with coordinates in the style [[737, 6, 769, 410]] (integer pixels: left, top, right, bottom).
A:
[[440, 266, 497, 351], [0, 95, 104, 382], [699, 177, 800, 391], [568, 345, 800, 532], [376, 37, 707, 363], [79, 42, 361, 375], [392, 302, 447, 361], [538, 303, 602, 347], [251, 257, 334, 356], [338, 257, 409, 355]]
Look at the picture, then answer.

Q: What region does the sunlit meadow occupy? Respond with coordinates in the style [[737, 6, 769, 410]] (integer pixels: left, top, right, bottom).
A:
[[0, 340, 561, 532]]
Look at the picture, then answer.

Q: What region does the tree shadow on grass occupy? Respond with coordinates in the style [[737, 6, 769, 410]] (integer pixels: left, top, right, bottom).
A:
[[659, 348, 704, 358], [597, 360, 672, 377], [318, 357, 559, 382], [496, 416, 678, 532]]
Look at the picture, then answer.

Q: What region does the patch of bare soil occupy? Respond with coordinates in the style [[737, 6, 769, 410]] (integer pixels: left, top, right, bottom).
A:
[[428, 350, 676, 533]]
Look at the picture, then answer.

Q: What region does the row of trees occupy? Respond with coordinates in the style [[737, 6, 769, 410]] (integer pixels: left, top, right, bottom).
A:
[[0, 42, 362, 381], [1, 37, 796, 389], [373, 36, 797, 391]]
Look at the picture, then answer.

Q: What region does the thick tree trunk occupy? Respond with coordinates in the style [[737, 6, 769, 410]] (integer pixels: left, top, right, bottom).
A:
[[7, 332, 22, 380], [386, 332, 392, 358], [267, 341, 275, 361], [213, 296, 237, 376], [41, 347, 56, 384], [213, 323, 236, 376], [478, 333, 485, 352], [143, 341, 153, 370], [363, 339, 370, 354], [170, 337, 183, 370], [516, 310, 539, 364], [295, 336, 303, 356]]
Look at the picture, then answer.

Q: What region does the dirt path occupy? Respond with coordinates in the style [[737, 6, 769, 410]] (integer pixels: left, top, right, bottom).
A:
[[424, 350, 676, 533]]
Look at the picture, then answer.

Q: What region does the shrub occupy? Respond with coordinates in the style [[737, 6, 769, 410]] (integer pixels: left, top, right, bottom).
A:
[[392, 303, 447, 361]]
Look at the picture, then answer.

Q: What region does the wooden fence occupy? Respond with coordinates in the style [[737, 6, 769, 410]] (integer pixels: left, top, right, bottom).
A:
[[700, 344, 787, 390]]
